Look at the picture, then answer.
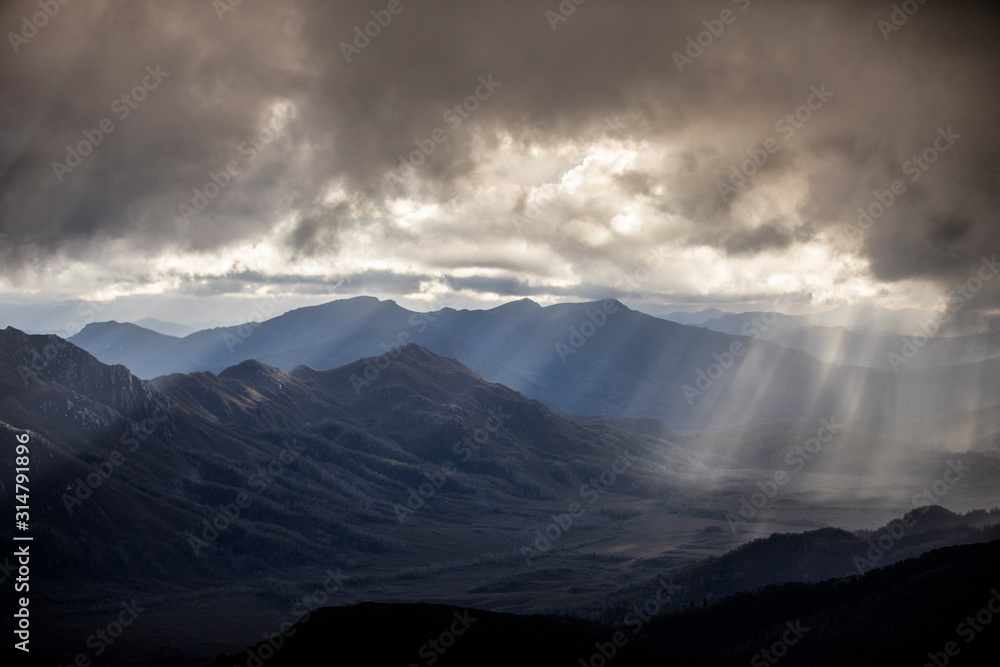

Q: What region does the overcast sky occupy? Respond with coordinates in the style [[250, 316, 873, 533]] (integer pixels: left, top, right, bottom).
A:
[[1, 0, 998, 329]]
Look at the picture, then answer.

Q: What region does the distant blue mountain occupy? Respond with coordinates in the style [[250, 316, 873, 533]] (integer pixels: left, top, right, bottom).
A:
[[658, 307, 733, 326], [68, 297, 1000, 432]]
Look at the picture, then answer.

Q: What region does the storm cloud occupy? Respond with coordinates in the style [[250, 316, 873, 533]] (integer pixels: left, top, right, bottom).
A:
[[1, 0, 998, 323]]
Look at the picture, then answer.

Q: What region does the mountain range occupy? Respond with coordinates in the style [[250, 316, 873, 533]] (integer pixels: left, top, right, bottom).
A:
[[3, 320, 1000, 664], [67, 297, 1000, 441]]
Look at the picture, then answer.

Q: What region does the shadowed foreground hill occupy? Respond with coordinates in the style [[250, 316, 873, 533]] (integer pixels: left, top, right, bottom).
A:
[[205, 538, 1000, 667], [0, 329, 699, 587], [594, 507, 1000, 621], [0, 328, 701, 662]]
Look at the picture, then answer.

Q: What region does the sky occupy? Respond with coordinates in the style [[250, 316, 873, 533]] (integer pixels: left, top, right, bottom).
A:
[[1, 0, 999, 330]]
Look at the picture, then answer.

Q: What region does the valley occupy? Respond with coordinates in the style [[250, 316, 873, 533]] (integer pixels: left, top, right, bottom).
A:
[[3, 302, 999, 664]]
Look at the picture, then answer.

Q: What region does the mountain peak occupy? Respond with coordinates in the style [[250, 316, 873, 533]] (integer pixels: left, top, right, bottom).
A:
[[283, 295, 398, 317], [489, 298, 542, 313], [902, 505, 958, 526], [600, 297, 627, 311], [576, 297, 627, 312], [293, 343, 506, 408], [395, 342, 440, 362], [0, 326, 162, 419], [74, 320, 176, 339], [219, 358, 284, 381], [385, 343, 472, 375]]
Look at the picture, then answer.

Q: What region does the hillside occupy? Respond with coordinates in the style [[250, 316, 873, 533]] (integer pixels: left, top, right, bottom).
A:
[[201, 538, 1000, 666]]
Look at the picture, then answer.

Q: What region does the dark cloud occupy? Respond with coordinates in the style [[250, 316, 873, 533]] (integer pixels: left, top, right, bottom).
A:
[[0, 0, 998, 315], [614, 170, 655, 197], [692, 221, 815, 257], [288, 203, 349, 257]]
